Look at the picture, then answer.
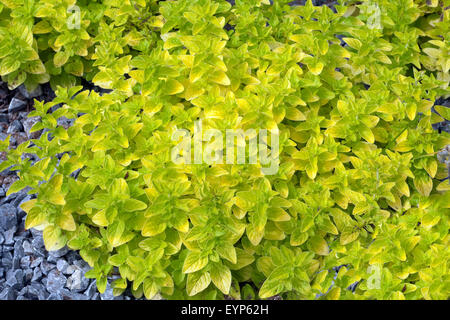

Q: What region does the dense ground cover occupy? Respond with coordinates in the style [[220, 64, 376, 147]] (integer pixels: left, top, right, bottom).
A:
[[0, 0, 449, 300]]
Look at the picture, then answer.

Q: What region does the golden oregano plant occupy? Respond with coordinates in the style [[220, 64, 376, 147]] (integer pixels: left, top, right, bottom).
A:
[[0, 0, 449, 300]]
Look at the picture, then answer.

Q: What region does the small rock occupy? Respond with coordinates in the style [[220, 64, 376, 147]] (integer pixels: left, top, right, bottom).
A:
[[32, 245, 46, 258], [24, 269, 33, 283], [65, 265, 78, 275], [59, 288, 90, 300], [0, 287, 16, 300], [6, 269, 24, 289], [49, 246, 69, 258], [0, 232, 4, 245], [1, 257, 12, 269], [22, 240, 33, 255], [8, 98, 27, 113], [40, 260, 56, 275], [14, 238, 24, 258], [46, 269, 66, 292], [6, 120, 24, 134], [47, 293, 63, 300], [0, 203, 18, 232], [31, 234, 44, 248], [66, 269, 89, 292], [73, 259, 91, 273], [20, 256, 32, 269], [18, 85, 42, 99], [57, 117, 74, 129], [47, 255, 58, 263], [29, 256, 43, 268], [57, 260, 69, 273], [31, 268, 42, 282], [22, 116, 41, 140], [84, 281, 97, 299], [3, 228, 15, 245], [28, 283, 48, 300], [12, 255, 21, 269], [0, 113, 8, 123]]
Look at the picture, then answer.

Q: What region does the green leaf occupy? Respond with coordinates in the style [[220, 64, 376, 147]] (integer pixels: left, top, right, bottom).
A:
[[123, 199, 147, 212], [183, 251, 209, 274], [186, 271, 211, 296], [210, 263, 231, 294]]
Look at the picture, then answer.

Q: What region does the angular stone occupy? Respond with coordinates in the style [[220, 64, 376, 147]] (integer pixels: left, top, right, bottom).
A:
[[18, 85, 42, 99], [84, 281, 97, 299], [6, 269, 24, 289], [40, 260, 56, 275], [0, 203, 17, 232], [47, 293, 63, 300], [29, 256, 43, 268], [20, 256, 32, 269], [66, 269, 89, 292], [3, 228, 15, 245], [28, 283, 48, 300], [8, 98, 27, 113], [6, 120, 24, 134], [32, 246, 46, 258], [31, 235, 44, 249], [31, 268, 42, 282], [22, 240, 33, 255], [73, 259, 91, 273], [24, 269, 33, 283], [0, 287, 16, 300], [48, 246, 69, 258], [0, 113, 8, 123], [46, 269, 66, 292], [59, 288, 90, 300]]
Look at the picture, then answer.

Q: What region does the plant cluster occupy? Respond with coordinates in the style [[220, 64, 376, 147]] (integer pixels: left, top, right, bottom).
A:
[[0, 0, 449, 300]]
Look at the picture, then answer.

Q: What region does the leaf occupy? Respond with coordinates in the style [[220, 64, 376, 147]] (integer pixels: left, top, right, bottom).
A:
[[142, 217, 166, 237], [259, 279, 283, 299], [43, 225, 65, 251], [123, 199, 147, 212], [343, 37, 362, 50], [285, 107, 306, 121], [25, 207, 46, 229], [143, 278, 159, 299], [310, 235, 329, 256], [186, 271, 211, 296], [210, 263, 231, 294], [53, 51, 70, 68], [0, 57, 20, 76], [216, 243, 237, 264], [165, 79, 184, 95], [182, 251, 209, 274], [209, 70, 230, 86], [106, 221, 125, 247], [58, 212, 76, 231]]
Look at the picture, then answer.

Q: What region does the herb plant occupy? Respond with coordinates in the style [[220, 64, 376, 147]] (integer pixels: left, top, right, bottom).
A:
[[1, 0, 449, 300]]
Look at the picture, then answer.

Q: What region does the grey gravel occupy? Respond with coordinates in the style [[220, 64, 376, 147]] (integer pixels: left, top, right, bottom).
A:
[[6, 120, 24, 134], [0, 204, 17, 232], [8, 98, 27, 113], [56, 259, 69, 273], [18, 85, 42, 99], [46, 269, 66, 292]]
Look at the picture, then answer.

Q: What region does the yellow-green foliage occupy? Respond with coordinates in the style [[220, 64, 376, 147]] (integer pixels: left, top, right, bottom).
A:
[[0, 0, 449, 300]]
